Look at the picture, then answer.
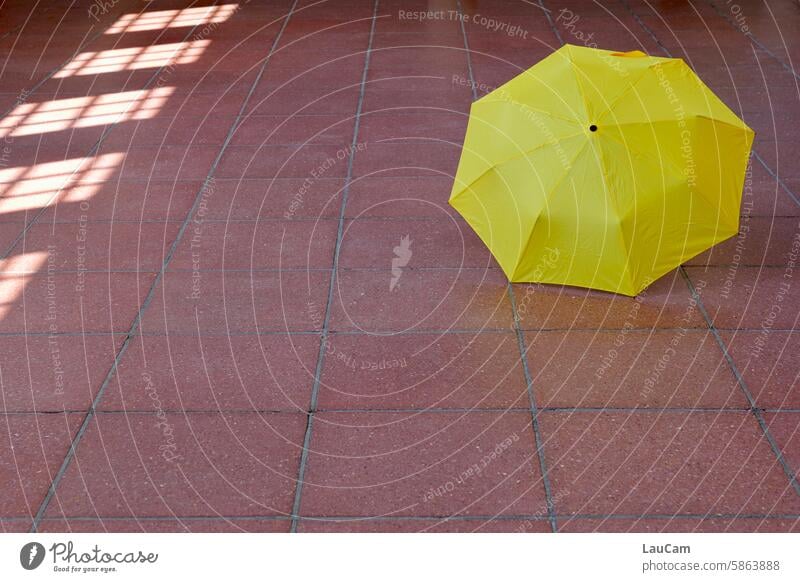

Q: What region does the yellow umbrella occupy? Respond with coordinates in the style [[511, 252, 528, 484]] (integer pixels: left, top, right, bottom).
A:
[[450, 44, 754, 295]]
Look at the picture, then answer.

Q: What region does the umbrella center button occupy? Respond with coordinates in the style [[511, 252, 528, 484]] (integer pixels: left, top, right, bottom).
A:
[[589, 124, 598, 132]]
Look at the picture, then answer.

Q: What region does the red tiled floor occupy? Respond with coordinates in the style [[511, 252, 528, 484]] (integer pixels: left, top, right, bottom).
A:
[[230, 114, 355, 147], [0, 0, 798, 534], [0, 272, 156, 333], [99, 333, 318, 412], [0, 413, 82, 517], [688, 217, 800, 267], [362, 77, 473, 113], [0, 519, 32, 533], [513, 270, 705, 331], [684, 266, 799, 330], [329, 267, 514, 333], [297, 517, 550, 532], [524, 330, 747, 409], [216, 144, 354, 179], [358, 111, 469, 143], [721, 331, 800, 409], [4, 222, 178, 272], [317, 332, 528, 410], [345, 176, 458, 219], [38, 517, 291, 533], [139, 270, 330, 333], [168, 220, 338, 270], [338, 218, 493, 268], [0, 335, 124, 412], [762, 412, 800, 481], [202, 179, 345, 220], [36, 181, 202, 222], [299, 411, 547, 517], [540, 411, 800, 516], [352, 142, 461, 178], [558, 517, 800, 533], [246, 86, 360, 116], [45, 412, 306, 518]]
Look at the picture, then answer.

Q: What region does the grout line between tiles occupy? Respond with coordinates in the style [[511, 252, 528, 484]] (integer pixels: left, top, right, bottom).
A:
[[703, 0, 800, 83], [457, 0, 559, 532], [538, 0, 564, 46], [27, 0, 301, 532], [0, 406, 768, 416], [752, 152, 800, 208], [15, 512, 800, 525], [8, 407, 772, 417], [507, 284, 560, 531], [680, 268, 800, 498], [3, 263, 794, 276], [288, 0, 381, 533]]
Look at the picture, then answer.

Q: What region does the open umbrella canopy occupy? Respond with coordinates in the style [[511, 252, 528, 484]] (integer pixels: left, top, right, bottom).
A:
[[449, 44, 754, 296]]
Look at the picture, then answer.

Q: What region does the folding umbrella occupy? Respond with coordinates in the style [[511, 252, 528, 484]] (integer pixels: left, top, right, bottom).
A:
[[450, 44, 754, 295]]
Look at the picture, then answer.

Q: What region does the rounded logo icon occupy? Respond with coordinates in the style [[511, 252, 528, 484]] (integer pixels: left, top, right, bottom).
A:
[[20, 542, 46, 570]]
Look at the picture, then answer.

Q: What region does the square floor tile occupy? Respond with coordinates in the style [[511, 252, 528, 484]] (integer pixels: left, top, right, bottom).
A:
[[99, 333, 318, 412], [3, 222, 178, 272], [513, 270, 705, 331], [345, 176, 456, 219], [688, 217, 800, 267], [0, 335, 124, 412], [0, 272, 156, 333], [139, 270, 330, 333], [524, 330, 747, 409], [329, 267, 514, 332], [299, 411, 547, 517], [685, 266, 798, 329], [352, 142, 461, 178], [358, 111, 468, 143], [338, 218, 493, 268], [558, 517, 800, 532], [0, 413, 81, 517], [763, 412, 800, 481], [230, 114, 355, 147], [37, 181, 201, 222], [46, 412, 306, 518], [216, 145, 352, 179], [201, 178, 345, 220], [317, 332, 528, 410], [297, 517, 550, 532], [37, 517, 290, 532], [721, 331, 800, 409], [168, 220, 337, 270], [539, 411, 800, 516], [362, 76, 473, 114]]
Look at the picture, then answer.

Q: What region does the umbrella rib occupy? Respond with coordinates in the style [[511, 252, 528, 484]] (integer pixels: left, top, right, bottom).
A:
[[602, 115, 750, 133], [588, 135, 637, 293], [478, 96, 582, 127], [563, 45, 592, 123], [514, 138, 590, 278], [450, 132, 585, 200], [596, 61, 667, 124]]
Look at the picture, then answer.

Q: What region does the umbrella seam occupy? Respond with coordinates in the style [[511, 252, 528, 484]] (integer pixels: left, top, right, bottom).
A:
[[476, 96, 583, 127], [602, 120, 743, 242], [513, 138, 590, 280], [449, 132, 585, 202], [588, 135, 638, 294], [563, 44, 593, 124], [596, 61, 675, 125]]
